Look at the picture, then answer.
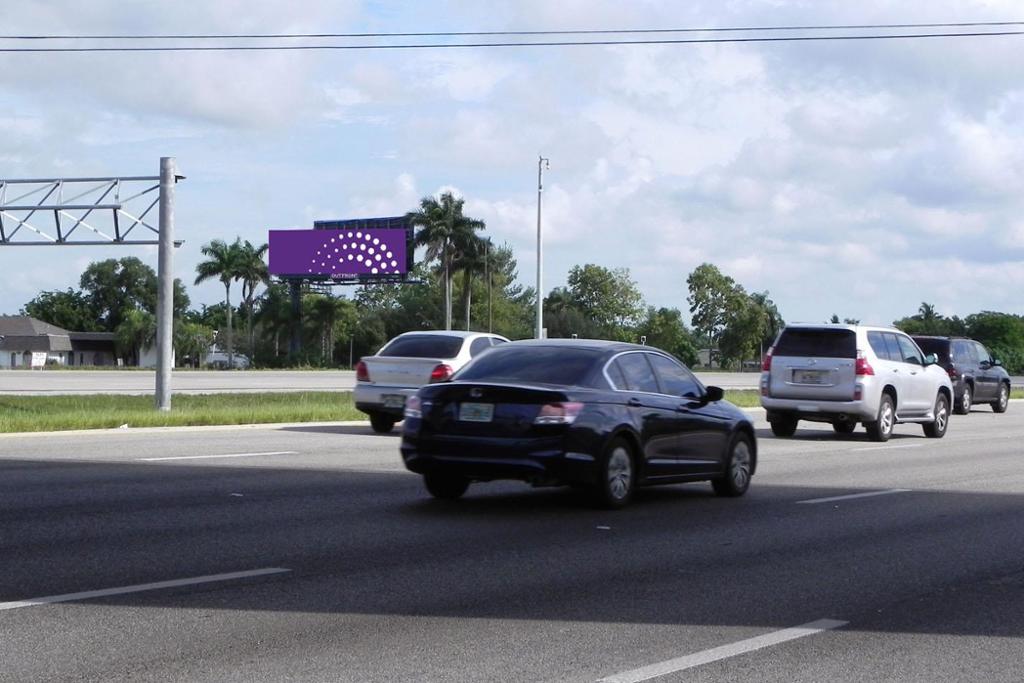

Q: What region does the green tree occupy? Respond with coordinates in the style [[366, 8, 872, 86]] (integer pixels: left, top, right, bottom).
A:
[[637, 307, 699, 366], [237, 240, 270, 360], [893, 302, 963, 336], [561, 264, 644, 340], [114, 308, 156, 366], [686, 263, 745, 347], [80, 257, 155, 331], [965, 311, 1024, 373], [254, 282, 295, 362], [21, 289, 101, 332], [174, 321, 216, 368], [194, 238, 245, 368], [304, 294, 356, 365], [407, 192, 485, 330]]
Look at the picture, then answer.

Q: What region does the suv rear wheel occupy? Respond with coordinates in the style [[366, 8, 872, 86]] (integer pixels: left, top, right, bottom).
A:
[[770, 416, 798, 437], [866, 394, 895, 442], [992, 383, 1010, 414], [955, 384, 972, 415], [923, 393, 949, 438], [833, 421, 857, 435]]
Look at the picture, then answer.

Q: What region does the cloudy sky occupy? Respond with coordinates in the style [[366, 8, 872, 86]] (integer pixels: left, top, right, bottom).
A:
[[2, 0, 1023, 329]]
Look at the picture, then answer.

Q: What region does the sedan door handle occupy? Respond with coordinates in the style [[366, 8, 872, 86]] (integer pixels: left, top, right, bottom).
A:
[[627, 397, 641, 407]]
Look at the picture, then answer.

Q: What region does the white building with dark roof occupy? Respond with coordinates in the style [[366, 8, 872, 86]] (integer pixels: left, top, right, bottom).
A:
[[0, 316, 117, 368]]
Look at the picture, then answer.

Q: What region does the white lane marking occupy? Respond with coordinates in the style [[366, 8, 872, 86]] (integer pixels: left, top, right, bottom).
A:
[[598, 618, 847, 682], [0, 567, 291, 611], [851, 443, 923, 452], [137, 451, 298, 461], [796, 489, 911, 505]]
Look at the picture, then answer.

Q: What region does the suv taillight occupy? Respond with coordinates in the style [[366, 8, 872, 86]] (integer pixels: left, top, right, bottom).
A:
[[429, 364, 454, 383], [855, 351, 874, 376], [762, 348, 773, 372], [947, 364, 959, 379], [355, 360, 370, 382]]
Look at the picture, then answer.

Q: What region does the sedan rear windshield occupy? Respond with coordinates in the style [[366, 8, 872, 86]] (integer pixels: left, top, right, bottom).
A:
[[774, 328, 856, 359], [380, 335, 464, 359], [454, 346, 601, 386]]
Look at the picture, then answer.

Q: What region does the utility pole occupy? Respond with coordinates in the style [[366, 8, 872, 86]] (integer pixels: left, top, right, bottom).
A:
[[535, 155, 549, 339], [486, 238, 492, 333], [155, 157, 176, 411]]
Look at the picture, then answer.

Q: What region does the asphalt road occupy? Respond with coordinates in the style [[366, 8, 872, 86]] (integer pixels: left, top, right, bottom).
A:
[[1, 406, 1023, 682]]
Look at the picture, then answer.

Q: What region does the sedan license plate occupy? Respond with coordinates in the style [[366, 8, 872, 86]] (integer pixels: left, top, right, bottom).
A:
[[382, 394, 406, 409], [794, 370, 828, 384], [458, 402, 494, 423]]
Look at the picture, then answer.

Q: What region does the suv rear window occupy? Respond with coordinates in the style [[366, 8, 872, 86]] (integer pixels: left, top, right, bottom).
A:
[[380, 335, 464, 359], [774, 328, 856, 359], [912, 337, 950, 362]]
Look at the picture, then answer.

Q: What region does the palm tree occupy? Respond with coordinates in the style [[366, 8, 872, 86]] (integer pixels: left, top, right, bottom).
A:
[[305, 294, 351, 364], [255, 282, 294, 360], [236, 240, 270, 361], [453, 234, 490, 330], [407, 192, 485, 330], [195, 238, 245, 368]]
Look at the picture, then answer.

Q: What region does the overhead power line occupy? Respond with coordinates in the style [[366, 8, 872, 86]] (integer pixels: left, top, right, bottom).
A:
[[0, 30, 1023, 52], [2, 20, 1023, 40]]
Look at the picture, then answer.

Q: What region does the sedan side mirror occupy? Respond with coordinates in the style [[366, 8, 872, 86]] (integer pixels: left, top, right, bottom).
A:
[[993, 358, 1003, 367], [704, 385, 724, 402], [923, 353, 938, 366]]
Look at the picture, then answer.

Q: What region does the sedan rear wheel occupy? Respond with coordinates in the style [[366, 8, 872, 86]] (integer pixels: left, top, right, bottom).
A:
[[992, 383, 1010, 414], [712, 433, 753, 497], [923, 393, 949, 439], [423, 472, 470, 500], [592, 437, 635, 509]]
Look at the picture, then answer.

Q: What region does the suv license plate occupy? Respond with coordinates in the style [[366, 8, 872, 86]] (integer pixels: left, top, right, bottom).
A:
[[382, 394, 406, 409], [794, 370, 828, 384], [459, 402, 494, 422]]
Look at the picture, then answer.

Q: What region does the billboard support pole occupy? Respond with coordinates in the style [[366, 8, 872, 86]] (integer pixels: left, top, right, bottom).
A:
[[289, 279, 302, 356]]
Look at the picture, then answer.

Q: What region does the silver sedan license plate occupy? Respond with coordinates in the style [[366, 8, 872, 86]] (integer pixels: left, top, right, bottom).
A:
[[382, 394, 406, 409], [459, 402, 494, 422]]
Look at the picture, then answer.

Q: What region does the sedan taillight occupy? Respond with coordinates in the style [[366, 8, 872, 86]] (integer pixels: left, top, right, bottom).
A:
[[534, 402, 584, 425], [355, 360, 370, 382], [430, 364, 454, 383], [404, 396, 422, 419]]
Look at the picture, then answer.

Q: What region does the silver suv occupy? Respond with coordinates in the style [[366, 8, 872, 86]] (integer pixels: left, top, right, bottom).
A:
[[760, 324, 953, 441]]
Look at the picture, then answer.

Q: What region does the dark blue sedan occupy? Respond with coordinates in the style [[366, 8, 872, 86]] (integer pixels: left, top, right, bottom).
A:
[[400, 339, 757, 508]]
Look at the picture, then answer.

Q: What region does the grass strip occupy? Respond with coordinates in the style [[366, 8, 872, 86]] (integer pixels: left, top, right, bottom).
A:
[[0, 388, 1017, 433], [0, 392, 363, 433]]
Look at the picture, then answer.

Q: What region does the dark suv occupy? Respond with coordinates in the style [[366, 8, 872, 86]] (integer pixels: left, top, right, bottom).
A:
[[911, 336, 1011, 414]]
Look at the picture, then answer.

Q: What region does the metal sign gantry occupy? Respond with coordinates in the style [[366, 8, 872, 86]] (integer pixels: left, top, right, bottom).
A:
[[0, 158, 181, 410]]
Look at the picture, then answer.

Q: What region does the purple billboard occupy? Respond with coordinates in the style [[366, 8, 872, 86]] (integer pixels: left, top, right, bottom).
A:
[[268, 228, 409, 278]]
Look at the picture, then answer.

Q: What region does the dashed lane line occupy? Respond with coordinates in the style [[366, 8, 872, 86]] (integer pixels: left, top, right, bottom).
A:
[[0, 567, 291, 611], [796, 489, 912, 505], [597, 618, 848, 682], [137, 451, 298, 461]]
